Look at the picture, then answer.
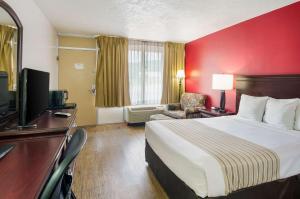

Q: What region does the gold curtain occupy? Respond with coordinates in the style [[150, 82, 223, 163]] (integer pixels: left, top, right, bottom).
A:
[[161, 42, 185, 104], [95, 36, 130, 107], [0, 25, 15, 90]]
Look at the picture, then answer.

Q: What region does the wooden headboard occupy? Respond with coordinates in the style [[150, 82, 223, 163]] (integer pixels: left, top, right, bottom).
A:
[[236, 75, 300, 111]]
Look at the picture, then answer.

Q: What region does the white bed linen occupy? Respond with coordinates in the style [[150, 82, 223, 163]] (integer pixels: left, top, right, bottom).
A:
[[145, 116, 300, 197]]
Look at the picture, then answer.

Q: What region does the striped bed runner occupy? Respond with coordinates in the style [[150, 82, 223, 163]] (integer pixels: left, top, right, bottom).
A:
[[159, 119, 280, 194]]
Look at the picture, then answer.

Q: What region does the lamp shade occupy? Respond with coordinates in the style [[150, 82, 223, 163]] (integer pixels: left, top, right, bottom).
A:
[[212, 74, 233, 90], [176, 70, 185, 79]]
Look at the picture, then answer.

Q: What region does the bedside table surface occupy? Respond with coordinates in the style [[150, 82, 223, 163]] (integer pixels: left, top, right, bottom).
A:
[[200, 109, 236, 117]]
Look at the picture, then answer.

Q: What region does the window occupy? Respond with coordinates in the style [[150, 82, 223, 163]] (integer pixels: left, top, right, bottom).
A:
[[128, 40, 164, 105]]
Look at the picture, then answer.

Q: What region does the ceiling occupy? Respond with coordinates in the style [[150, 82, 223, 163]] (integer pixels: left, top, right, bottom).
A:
[[33, 0, 297, 42]]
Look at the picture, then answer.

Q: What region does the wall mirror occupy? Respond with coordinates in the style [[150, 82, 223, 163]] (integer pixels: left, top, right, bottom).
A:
[[0, 1, 22, 90], [0, 0, 22, 125]]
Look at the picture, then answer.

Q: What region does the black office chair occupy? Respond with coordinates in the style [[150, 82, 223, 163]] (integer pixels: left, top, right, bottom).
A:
[[39, 128, 87, 199]]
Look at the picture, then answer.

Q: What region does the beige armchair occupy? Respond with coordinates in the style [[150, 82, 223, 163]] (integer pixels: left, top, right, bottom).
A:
[[163, 92, 206, 119]]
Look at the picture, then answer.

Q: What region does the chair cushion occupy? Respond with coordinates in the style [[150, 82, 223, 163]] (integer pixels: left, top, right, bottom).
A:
[[180, 93, 206, 110], [163, 110, 186, 119], [167, 103, 181, 111]]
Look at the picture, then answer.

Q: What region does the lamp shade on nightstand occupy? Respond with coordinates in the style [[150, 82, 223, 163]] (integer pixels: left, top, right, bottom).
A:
[[212, 74, 233, 90]]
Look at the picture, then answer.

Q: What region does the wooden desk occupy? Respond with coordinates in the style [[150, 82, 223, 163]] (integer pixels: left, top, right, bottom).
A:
[[0, 108, 77, 199], [0, 135, 65, 199]]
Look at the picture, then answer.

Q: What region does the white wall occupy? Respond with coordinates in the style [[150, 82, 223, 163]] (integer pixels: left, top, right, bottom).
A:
[[5, 0, 58, 89]]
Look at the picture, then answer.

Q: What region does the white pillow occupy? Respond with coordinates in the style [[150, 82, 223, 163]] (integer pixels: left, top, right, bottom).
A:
[[263, 98, 298, 130], [237, 94, 269, 122], [294, 99, 300, 130]]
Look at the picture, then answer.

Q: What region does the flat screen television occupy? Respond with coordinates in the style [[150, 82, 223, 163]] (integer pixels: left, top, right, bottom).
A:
[[0, 72, 9, 119], [19, 68, 49, 126]]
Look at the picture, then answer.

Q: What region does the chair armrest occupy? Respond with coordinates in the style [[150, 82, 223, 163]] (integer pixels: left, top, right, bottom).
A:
[[167, 103, 181, 111]]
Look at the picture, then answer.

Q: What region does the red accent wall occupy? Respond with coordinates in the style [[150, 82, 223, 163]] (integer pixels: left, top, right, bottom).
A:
[[185, 2, 300, 112]]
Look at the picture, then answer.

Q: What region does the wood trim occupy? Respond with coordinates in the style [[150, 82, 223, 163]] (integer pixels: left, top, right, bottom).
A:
[[235, 74, 300, 111]]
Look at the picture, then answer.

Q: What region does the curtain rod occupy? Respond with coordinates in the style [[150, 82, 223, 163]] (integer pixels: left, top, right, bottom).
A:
[[58, 46, 98, 51], [58, 32, 186, 44], [94, 35, 186, 44]]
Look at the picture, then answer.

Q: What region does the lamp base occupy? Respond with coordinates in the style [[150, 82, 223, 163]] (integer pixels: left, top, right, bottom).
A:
[[218, 109, 226, 113], [178, 78, 183, 101], [211, 106, 226, 113], [220, 90, 226, 111]]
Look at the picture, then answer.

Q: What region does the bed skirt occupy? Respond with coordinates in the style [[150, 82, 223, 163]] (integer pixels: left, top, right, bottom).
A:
[[145, 140, 300, 199]]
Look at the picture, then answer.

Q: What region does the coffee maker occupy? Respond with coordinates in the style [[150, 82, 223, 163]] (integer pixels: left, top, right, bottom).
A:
[[49, 90, 76, 109]]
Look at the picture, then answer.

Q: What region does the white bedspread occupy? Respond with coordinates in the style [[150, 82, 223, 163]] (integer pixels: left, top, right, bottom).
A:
[[145, 116, 300, 197]]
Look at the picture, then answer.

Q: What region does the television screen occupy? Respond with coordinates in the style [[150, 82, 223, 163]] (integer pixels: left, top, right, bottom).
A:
[[0, 72, 9, 118], [19, 68, 49, 126]]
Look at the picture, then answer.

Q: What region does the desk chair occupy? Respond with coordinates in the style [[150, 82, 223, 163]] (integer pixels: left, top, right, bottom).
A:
[[40, 128, 87, 199]]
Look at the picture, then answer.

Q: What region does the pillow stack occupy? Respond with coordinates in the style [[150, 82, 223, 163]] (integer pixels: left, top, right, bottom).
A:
[[238, 94, 300, 130]]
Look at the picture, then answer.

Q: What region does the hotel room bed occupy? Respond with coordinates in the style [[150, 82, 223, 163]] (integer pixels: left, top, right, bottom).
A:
[[145, 116, 300, 198], [145, 75, 300, 199]]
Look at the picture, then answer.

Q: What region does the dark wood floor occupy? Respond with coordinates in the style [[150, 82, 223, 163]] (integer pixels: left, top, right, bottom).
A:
[[73, 123, 168, 199]]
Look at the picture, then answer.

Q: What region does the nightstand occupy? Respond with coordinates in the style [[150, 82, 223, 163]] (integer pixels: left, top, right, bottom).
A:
[[198, 109, 236, 118]]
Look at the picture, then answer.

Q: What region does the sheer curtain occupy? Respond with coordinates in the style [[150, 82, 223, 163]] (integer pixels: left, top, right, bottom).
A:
[[128, 40, 164, 105]]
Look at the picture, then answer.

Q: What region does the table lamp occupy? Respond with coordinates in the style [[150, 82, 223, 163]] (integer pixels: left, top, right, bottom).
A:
[[176, 70, 185, 100], [212, 74, 233, 113]]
